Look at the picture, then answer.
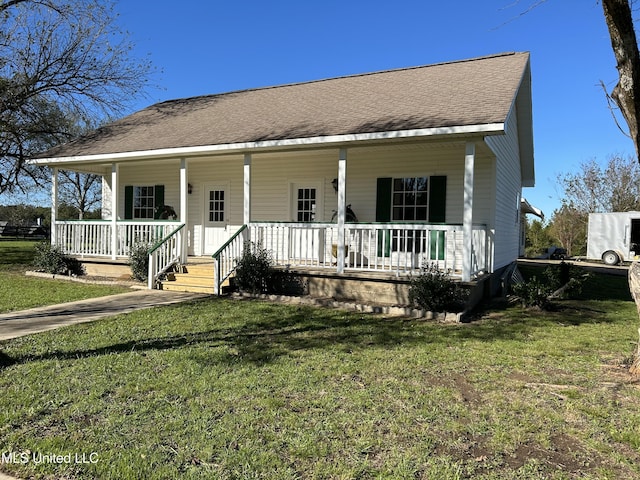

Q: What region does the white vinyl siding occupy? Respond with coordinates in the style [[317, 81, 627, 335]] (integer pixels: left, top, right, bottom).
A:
[[112, 139, 505, 267], [251, 151, 336, 222], [485, 107, 523, 270], [346, 143, 493, 226]]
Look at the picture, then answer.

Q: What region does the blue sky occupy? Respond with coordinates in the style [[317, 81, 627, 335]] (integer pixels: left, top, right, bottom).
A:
[[7, 0, 631, 218], [115, 0, 631, 220]]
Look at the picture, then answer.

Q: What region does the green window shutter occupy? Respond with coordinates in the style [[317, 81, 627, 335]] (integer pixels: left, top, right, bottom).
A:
[[153, 185, 165, 219], [376, 177, 392, 257], [430, 230, 446, 260], [375, 178, 392, 222], [124, 186, 133, 220], [428, 176, 446, 223]]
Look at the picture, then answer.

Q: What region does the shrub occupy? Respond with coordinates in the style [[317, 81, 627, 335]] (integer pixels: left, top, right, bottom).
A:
[[409, 263, 466, 313], [33, 242, 85, 276], [512, 262, 589, 308], [512, 275, 553, 309], [234, 242, 274, 294], [128, 242, 151, 282]]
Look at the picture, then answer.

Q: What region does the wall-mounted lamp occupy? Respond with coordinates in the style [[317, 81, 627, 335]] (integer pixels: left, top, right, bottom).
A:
[[188, 183, 193, 194], [331, 178, 338, 193]]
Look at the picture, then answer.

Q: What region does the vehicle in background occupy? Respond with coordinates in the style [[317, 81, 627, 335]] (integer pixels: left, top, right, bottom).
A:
[[587, 212, 640, 265], [538, 246, 567, 260]]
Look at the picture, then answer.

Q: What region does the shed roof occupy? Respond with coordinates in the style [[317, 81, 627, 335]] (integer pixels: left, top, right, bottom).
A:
[[34, 51, 532, 163]]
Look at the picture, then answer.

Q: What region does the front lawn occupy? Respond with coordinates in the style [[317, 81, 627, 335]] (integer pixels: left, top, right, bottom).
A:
[[0, 240, 130, 313], [0, 272, 639, 479]]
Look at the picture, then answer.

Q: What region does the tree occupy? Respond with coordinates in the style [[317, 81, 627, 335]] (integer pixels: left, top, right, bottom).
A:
[[0, 203, 49, 228], [602, 0, 640, 161], [0, 0, 151, 194], [548, 205, 587, 257], [601, 0, 640, 377], [524, 218, 553, 257], [58, 170, 101, 219], [556, 155, 640, 214], [546, 155, 606, 255]]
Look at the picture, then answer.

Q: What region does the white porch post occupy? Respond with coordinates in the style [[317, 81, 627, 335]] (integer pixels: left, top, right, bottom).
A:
[[243, 154, 252, 244], [111, 163, 119, 260], [337, 148, 347, 274], [50, 168, 58, 246], [462, 142, 475, 282], [180, 158, 188, 262], [243, 154, 251, 225]]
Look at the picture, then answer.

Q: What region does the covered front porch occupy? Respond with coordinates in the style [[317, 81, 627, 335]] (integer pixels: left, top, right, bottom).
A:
[[49, 141, 492, 291], [53, 219, 490, 292]]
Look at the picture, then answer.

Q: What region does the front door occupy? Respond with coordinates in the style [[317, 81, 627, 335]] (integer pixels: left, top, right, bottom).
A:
[[290, 183, 323, 262], [202, 184, 229, 255]]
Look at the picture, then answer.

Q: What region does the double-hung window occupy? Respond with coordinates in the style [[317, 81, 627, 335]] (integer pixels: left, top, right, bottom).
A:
[[133, 186, 155, 219], [391, 177, 429, 253], [124, 184, 165, 220], [375, 175, 447, 258], [392, 177, 429, 221]]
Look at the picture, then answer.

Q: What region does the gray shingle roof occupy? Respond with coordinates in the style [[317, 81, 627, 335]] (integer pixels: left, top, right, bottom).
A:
[[36, 52, 530, 159]]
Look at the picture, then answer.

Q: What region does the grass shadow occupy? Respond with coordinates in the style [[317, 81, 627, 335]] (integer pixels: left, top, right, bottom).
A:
[[1, 284, 632, 370]]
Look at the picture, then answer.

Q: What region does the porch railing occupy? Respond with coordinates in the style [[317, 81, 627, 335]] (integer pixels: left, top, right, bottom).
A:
[[212, 224, 248, 295], [249, 222, 489, 278], [54, 220, 183, 258], [147, 223, 186, 289]]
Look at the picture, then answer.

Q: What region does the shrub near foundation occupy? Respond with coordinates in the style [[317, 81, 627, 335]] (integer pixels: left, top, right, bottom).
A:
[[33, 242, 85, 276], [128, 242, 151, 282], [234, 242, 274, 294], [408, 263, 466, 313]]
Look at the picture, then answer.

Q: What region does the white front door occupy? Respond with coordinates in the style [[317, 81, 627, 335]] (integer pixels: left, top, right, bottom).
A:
[[290, 182, 323, 262], [202, 184, 229, 255]]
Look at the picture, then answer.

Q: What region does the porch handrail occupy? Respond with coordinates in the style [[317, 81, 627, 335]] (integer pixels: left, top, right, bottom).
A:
[[212, 224, 248, 295], [249, 221, 489, 279], [147, 223, 186, 289], [54, 220, 182, 258]]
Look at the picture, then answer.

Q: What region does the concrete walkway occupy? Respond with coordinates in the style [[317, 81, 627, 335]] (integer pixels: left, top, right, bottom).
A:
[[0, 290, 208, 341]]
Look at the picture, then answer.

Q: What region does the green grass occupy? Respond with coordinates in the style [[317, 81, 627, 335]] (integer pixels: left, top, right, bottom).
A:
[[0, 271, 639, 479], [0, 240, 130, 313]]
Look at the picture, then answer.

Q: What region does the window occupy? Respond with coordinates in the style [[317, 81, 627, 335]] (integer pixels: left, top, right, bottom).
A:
[[297, 188, 316, 221], [133, 186, 155, 219], [392, 177, 428, 221], [208, 190, 225, 222], [124, 184, 165, 220], [376, 176, 446, 257], [391, 177, 428, 252]]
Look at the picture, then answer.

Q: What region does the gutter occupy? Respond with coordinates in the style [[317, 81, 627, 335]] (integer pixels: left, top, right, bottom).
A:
[[30, 122, 506, 165]]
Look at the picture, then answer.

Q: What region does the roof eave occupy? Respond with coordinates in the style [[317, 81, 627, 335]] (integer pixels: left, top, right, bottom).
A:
[[30, 123, 506, 165]]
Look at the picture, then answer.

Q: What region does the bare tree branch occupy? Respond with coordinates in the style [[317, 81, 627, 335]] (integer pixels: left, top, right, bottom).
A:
[[0, 0, 152, 193], [602, 0, 640, 161]]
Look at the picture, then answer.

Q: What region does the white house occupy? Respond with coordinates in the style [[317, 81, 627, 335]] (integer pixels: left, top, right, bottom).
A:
[[32, 52, 535, 296]]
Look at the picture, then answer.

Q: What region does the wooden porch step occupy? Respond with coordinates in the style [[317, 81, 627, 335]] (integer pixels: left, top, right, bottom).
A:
[[161, 283, 217, 294], [159, 262, 231, 294]]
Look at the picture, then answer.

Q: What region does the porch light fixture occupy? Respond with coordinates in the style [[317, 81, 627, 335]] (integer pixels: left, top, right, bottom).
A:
[[331, 178, 338, 193], [188, 183, 193, 194]]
